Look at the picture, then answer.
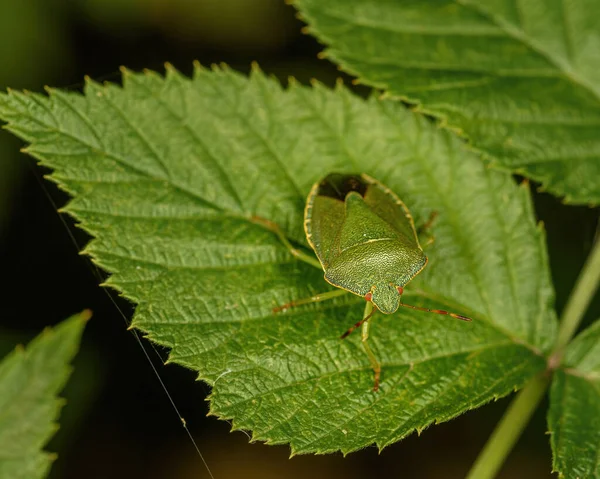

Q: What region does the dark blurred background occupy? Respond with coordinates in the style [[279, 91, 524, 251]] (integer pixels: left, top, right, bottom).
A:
[[0, 1, 598, 478]]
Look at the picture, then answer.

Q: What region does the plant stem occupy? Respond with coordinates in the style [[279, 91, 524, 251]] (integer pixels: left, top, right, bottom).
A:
[[465, 374, 549, 479], [467, 237, 600, 479], [553, 237, 600, 352]]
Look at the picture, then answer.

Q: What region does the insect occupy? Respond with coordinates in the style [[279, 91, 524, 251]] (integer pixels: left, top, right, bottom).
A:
[[258, 173, 471, 391]]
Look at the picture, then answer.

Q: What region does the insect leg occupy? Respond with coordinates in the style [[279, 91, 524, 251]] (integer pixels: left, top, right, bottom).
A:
[[417, 211, 438, 248], [251, 215, 322, 269], [418, 211, 438, 234], [272, 289, 348, 313], [359, 302, 381, 392], [339, 304, 376, 339]]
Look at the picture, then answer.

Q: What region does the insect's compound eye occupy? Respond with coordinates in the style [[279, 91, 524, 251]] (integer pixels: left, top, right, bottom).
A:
[[364, 292, 373, 302], [396, 286, 404, 295]]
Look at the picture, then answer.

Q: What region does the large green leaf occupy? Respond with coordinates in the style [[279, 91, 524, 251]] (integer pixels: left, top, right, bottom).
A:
[[294, 0, 600, 205], [0, 66, 557, 453], [549, 320, 600, 479], [0, 311, 89, 479]]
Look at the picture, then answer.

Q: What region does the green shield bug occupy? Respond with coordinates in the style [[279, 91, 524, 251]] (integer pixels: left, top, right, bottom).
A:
[[257, 173, 471, 391]]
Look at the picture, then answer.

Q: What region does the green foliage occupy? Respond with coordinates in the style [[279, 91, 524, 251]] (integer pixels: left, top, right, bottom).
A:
[[0, 311, 89, 479], [549, 320, 600, 479], [0, 65, 558, 454], [293, 0, 600, 205]]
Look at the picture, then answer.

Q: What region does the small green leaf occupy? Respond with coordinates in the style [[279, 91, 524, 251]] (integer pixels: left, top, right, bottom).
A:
[[549, 320, 600, 479], [293, 0, 600, 205], [0, 310, 89, 479], [0, 66, 557, 453]]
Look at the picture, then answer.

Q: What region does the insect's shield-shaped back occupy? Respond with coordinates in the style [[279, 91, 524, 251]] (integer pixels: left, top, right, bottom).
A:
[[305, 173, 427, 313]]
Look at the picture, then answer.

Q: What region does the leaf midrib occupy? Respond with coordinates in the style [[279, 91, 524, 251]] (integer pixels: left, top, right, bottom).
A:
[[308, 1, 600, 104], [459, 1, 600, 102], [216, 340, 522, 410]]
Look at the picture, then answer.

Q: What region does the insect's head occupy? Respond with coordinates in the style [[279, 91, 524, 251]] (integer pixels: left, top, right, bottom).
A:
[[366, 284, 472, 321], [366, 284, 405, 314]]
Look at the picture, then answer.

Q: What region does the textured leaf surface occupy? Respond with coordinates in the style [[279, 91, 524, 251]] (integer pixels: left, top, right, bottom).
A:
[[0, 66, 557, 453], [0, 311, 89, 479], [294, 0, 600, 204], [549, 320, 600, 478]]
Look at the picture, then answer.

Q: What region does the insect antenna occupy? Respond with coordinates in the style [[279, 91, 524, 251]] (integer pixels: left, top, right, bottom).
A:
[[340, 307, 377, 339], [397, 302, 471, 321], [396, 286, 471, 321]]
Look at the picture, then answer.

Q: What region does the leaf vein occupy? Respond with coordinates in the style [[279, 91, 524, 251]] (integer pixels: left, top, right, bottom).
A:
[[99, 92, 172, 180], [221, 341, 514, 412], [457, 0, 600, 101], [129, 73, 246, 212], [199, 73, 304, 201]]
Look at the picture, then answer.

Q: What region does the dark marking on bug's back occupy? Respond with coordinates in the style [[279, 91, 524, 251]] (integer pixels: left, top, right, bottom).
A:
[[316, 173, 368, 201]]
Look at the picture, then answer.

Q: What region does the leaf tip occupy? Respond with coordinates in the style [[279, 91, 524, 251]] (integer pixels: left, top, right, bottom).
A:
[[316, 50, 327, 60], [294, 12, 306, 27], [40, 325, 54, 338], [83, 76, 103, 95], [79, 309, 93, 322], [519, 177, 531, 191], [56, 396, 68, 409], [56, 203, 69, 215], [192, 60, 205, 74], [250, 61, 263, 74], [537, 220, 546, 233]]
